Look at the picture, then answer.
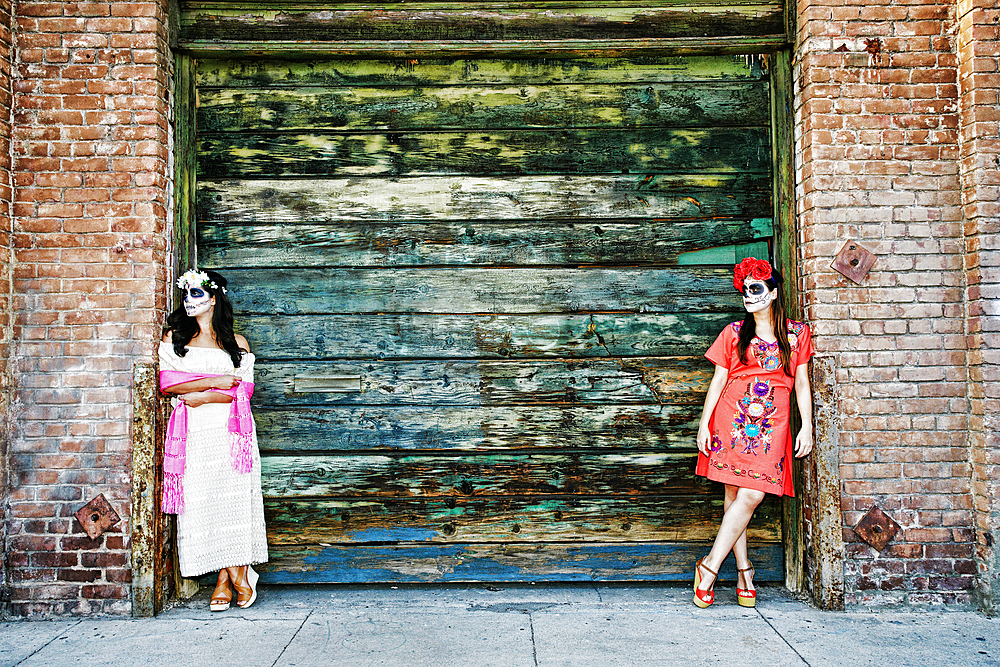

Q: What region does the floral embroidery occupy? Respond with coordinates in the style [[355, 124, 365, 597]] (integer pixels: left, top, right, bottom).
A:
[[710, 433, 723, 452], [707, 459, 781, 486], [730, 378, 776, 456], [752, 339, 781, 371], [747, 320, 805, 371]]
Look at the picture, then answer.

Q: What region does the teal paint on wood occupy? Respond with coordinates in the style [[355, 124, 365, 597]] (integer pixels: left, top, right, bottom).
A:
[[676, 240, 771, 265], [251, 357, 713, 407], [197, 127, 771, 178], [194, 53, 777, 583], [235, 312, 738, 360], [222, 267, 743, 314], [264, 495, 783, 545], [200, 218, 772, 268], [262, 452, 711, 498], [257, 542, 784, 584], [253, 404, 702, 452]]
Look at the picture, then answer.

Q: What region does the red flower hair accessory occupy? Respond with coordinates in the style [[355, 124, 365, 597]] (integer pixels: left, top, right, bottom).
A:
[[733, 258, 772, 292]]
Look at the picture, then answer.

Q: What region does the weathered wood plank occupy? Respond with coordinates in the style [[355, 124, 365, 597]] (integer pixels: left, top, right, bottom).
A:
[[196, 84, 769, 133], [201, 218, 773, 268], [253, 404, 701, 452], [237, 313, 736, 360], [258, 541, 783, 583], [180, 6, 785, 43], [252, 357, 712, 406], [219, 267, 742, 315], [262, 452, 712, 498], [182, 38, 791, 60], [196, 55, 766, 89], [198, 128, 770, 179], [263, 495, 782, 544], [196, 174, 772, 223]]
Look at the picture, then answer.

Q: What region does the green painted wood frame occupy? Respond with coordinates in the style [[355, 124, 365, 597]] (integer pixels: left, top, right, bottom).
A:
[[175, 0, 794, 58], [769, 47, 802, 594], [167, 4, 803, 595], [161, 51, 201, 603]]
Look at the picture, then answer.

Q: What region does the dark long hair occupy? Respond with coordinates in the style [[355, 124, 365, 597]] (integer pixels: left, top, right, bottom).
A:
[[164, 270, 245, 368], [737, 264, 793, 376]]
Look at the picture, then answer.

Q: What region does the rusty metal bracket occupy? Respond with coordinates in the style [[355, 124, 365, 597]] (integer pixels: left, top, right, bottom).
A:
[[854, 505, 900, 552], [831, 241, 876, 284], [75, 494, 121, 540]]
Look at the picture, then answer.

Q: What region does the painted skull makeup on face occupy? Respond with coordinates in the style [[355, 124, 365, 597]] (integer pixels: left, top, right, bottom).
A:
[[742, 278, 775, 313], [184, 286, 213, 317]]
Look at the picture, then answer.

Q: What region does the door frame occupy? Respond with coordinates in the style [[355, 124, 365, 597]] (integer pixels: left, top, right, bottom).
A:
[[136, 18, 809, 611]]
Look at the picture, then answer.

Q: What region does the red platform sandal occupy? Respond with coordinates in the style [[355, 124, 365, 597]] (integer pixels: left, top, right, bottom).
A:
[[693, 556, 718, 608], [737, 562, 756, 608]]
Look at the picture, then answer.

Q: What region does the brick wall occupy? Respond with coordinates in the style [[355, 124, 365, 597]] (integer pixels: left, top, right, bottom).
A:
[[0, 0, 995, 615], [956, 0, 1000, 614], [795, 0, 975, 605], [5, 0, 171, 616], [0, 0, 11, 616]]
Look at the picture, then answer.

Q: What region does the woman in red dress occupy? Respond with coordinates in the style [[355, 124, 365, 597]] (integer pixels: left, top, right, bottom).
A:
[[692, 258, 814, 608]]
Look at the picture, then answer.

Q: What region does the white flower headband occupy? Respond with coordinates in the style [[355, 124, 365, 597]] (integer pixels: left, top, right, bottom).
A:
[[176, 269, 226, 293]]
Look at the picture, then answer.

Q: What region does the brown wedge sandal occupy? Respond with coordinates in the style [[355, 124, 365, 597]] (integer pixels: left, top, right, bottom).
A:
[[229, 565, 259, 609], [210, 569, 232, 612]]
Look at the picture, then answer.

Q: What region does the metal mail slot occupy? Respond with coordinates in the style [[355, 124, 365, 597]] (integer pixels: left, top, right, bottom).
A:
[[293, 375, 362, 393]]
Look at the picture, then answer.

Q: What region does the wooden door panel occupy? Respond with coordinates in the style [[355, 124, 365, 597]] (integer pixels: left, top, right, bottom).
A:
[[263, 452, 711, 498], [254, 405, 701, 452], [196, 57, 767, 89], [261, 542, 783, 584], [197, 174, 771, 223], [225, 267, 741, 314], [196, 54, 779, 582], [252, 358, 712, 407], [200, 218, 772, 268], [198, 127, 770, 178], [239, 313, 736, 360], [179, 3, 785, 44], [264, 496, 782, 545], [196, 84, 769, 133]]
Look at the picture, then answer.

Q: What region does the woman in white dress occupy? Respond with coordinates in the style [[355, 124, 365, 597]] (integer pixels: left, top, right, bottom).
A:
[[158, 269, 268, 611]]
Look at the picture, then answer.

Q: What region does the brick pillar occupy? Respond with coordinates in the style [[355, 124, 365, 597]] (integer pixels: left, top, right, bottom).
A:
[[795, 1, 973, 605], [7, 0, 171, 616], [0, 0, 12, 617], [956, 0, 1000, 615]]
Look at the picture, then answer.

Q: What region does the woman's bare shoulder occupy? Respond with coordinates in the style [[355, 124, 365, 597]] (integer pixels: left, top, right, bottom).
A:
[[235, 334, 250, 352], [161, 329, 173, 343]]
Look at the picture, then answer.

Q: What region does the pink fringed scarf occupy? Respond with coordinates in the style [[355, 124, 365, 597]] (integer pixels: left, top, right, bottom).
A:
[[159, 370, 255, 514]]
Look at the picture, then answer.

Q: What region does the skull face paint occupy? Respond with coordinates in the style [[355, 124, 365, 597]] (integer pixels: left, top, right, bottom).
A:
[[184, 286, 213, 317], [742, 278, 776, 314]]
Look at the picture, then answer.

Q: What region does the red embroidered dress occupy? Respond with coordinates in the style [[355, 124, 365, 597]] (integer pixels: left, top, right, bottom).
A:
[[695, 320, 814, 497]]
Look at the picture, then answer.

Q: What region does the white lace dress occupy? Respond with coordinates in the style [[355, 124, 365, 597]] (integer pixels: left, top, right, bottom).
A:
[[158, 343, 269, 577]]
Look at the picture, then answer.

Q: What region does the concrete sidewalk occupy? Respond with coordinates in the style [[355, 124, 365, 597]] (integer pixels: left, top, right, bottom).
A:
[[2, 584, 998, 666]]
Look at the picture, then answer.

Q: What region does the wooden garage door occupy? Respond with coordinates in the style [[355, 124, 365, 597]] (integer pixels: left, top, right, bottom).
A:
[[195, 55, 780, 582]]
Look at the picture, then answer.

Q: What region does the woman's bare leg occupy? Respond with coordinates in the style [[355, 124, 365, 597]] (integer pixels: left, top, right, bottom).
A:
[[696, 486, 766, 594], [724, 485, 755, 593]]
